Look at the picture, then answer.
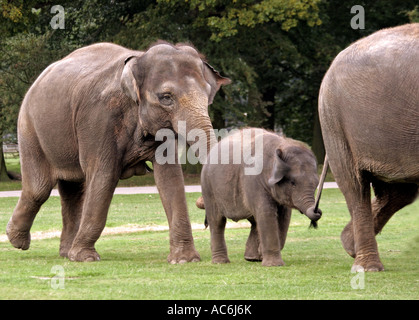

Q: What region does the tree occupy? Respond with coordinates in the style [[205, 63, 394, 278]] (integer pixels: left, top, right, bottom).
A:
[[1, 0, 418, 176], [114, 0, 323, 129], [0, 0, 131, 180], [0, 33, 58, 180]]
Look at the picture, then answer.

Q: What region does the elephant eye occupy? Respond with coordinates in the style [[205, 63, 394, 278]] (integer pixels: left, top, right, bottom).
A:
[[158, 92, 174, 106]]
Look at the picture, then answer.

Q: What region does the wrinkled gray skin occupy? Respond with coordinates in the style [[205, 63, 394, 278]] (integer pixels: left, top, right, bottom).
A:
[[319, 24, 419, 272], [6, 42, 230, 262], [198, 129, 321, 266]]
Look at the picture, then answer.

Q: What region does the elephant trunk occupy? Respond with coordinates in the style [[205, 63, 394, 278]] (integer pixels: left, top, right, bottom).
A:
[[305, 206, 322, 229], [184, 115, 214, 231], [189, 119, 217, 164], [295, 195, 322, 228], [174, 109, 217, 164], [173, 96, 217, 223]]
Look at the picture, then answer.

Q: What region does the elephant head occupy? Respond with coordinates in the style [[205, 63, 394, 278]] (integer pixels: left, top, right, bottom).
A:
[[120, 41, 231, 161], [268, 144, 322, 227]]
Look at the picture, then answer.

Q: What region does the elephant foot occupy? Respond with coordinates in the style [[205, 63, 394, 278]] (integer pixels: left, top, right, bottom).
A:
[[68, 247, 101, 262], [244, 244, 262, 262], [244, 255, 262, 262], [352, 253, 384, 272], [212, 256, 230, 264], [244, 252, 262, 262], [261, 256, 285, 267], [341, 223, 356, 258], [59, 245, 71, 258], [6, 220, 31, 250], [59, 236, 77, 258], [167, 245, 201, 264]]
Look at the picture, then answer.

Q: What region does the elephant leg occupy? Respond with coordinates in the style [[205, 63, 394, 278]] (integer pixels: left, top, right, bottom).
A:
[[339, 176, 383, 271], [341, 219, 356, 258], [207, 209, 229, 264], [341, 181, 418, 259], [372, 181, 418, 234], [256, 207, 284, 267], [58, 180, 85, 258], [326, 137, 384, 271], [277, 205, 291, 251], [244, 217, 262, 261], [67, 170, 118, 262], [7, 147, 54, 250], [153, 159, 200, 264], [7, 186, 53, 250]]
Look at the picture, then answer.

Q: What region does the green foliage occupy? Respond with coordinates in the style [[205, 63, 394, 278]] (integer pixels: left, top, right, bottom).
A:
[[195, 0, 322, 41], [406, 6, 419, 22], [0, 0, 418, 170], [0, 33, 70, 139], [113, 0, 324, 135], [1, 0, 23, 23]]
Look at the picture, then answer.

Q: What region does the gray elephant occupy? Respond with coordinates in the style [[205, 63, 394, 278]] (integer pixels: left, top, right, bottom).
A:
[[319, 23, 419, 271], [197, 128, 322, 266], [6, 41, 230, 262]]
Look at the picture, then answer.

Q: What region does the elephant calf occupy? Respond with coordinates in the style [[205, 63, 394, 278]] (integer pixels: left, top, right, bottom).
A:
[[197, 128, 322, 266]]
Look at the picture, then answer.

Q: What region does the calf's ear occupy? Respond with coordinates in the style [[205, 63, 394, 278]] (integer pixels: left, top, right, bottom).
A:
[[121, 55, 144, 105], [268, 149, 290, 187]]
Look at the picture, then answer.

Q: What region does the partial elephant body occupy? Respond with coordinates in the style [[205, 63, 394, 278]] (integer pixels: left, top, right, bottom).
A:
[[19, 44, 149, 181], [319, 24, 419, 271], [7, 42, 230, 262], [200, 128, 321, 266]]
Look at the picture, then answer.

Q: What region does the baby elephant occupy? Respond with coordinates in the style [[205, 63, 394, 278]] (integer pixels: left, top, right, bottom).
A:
[[197, 128, 322, 266]]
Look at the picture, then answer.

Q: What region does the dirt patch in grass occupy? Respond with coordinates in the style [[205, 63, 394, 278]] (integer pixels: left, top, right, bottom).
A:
[[0, 221, 251, 242]]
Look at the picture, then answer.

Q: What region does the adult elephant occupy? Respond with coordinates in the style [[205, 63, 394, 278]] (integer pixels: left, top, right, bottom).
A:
[[319, 24, 419, 271], [6, 41, 230, 262]]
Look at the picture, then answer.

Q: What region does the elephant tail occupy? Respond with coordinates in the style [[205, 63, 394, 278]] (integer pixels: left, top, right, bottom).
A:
[[196, 196, 205, 209]]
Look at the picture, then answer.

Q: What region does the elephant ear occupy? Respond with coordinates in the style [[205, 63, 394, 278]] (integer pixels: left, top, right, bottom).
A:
[[268, 149, 290, 187], [121, 55, 144, 104], [203, 62, 231, 105]]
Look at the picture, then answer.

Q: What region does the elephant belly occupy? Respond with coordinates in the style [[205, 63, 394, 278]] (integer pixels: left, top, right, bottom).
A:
[[220, 205, 253, 222], [371, 163, 419, 184], [351, 131, 419, 184], [120, 162, 148, 179], [211, 187, 253, 222]]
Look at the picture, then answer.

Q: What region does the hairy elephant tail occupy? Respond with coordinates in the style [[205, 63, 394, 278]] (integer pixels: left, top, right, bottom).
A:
[[196, 196, 205, 209]]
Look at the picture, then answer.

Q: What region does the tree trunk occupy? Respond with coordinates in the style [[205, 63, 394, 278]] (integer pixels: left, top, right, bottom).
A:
[[0, 147, 11, 182], [263, 87, 276, 130]]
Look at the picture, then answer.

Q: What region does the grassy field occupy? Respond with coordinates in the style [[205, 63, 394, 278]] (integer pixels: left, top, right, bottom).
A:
[[0, 188, 418, 300]]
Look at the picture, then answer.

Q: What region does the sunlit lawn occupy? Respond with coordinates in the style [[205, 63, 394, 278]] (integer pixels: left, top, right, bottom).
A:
[[0, 189, 418, 300]]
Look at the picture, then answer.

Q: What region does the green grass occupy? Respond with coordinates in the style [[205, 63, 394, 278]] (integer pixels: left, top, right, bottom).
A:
[[0, 189, 418, 300]]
